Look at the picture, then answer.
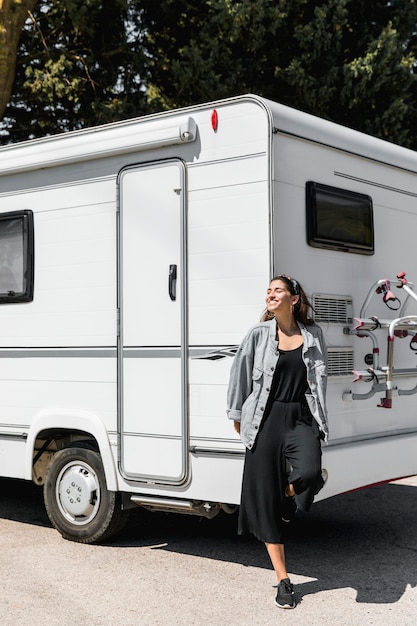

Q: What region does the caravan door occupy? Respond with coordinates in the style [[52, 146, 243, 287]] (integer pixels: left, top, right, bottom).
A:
[[118, 160, 188, 484]]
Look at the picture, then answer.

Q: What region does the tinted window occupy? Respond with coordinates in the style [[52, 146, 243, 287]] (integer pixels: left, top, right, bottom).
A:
[[0, 211, 34, 302], [306, 182, 374, 255]]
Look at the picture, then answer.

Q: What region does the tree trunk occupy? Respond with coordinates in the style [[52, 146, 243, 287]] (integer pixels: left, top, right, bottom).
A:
[[0, 0, 38, 120]]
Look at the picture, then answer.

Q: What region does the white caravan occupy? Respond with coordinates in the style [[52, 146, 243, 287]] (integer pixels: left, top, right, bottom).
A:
[[1, 94, 417, 543]]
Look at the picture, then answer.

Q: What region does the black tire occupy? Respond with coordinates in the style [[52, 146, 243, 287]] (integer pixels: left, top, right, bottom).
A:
[[44, 446, 128, 544]]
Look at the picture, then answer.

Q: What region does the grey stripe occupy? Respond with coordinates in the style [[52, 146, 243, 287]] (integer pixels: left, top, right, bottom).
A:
[[122, 348, 182, 358], [334, 171, 417, 198], [0, 348, 117, 358], [0, 346, 236, 359], [326, 426, 417, 448], [123, 431, 181, 440]]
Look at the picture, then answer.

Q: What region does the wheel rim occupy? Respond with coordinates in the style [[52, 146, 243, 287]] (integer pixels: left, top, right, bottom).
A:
[[55, 460, 101, 526]]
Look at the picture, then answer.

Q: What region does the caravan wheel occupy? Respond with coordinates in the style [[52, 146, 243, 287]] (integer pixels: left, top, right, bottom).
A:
[[44, 446, 128, 544]]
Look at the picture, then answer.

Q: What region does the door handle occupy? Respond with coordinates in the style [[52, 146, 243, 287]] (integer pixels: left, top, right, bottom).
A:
[[169, 264, 177, 301]]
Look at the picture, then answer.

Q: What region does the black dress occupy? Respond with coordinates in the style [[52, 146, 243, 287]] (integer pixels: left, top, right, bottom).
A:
[[238, 344, 323, 544]]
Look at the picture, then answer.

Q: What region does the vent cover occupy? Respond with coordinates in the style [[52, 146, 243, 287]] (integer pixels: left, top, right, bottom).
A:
[[327, 347, 354, 377], [313, 293, 353, 324]]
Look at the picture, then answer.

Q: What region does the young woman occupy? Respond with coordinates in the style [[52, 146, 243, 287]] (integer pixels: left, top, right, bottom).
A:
[[227, 275, 328, 609]]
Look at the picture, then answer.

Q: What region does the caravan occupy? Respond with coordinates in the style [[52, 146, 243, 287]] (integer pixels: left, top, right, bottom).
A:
[[1, 94, 417, 542]]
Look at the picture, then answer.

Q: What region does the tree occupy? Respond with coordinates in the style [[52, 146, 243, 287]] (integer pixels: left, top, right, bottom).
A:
[[1, 0, 150, 141], [2, 0, 417, 148], [139, 0, 417, 148], [0, 0, 38, 118]]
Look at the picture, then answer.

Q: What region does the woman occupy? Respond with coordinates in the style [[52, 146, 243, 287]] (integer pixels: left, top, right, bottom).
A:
[[226, 275, 328, 609]]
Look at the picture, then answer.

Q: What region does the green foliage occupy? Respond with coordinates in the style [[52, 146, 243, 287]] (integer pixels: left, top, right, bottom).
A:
[[2, 0, 417, 148], [139, 0, 417, 147], [2, 0, 149, 141], [341, 23, 415, 145]]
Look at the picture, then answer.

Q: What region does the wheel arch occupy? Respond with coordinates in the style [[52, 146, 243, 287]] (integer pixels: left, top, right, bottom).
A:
[[25, 409, 118, 491]]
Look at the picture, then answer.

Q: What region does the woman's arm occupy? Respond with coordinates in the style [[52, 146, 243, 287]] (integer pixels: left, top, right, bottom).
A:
[[226, 328, 257, 423]]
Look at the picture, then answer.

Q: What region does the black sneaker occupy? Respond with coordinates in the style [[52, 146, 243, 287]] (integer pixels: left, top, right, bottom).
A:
[[274, 578, 296, 609], [281, 496, 297, 523]]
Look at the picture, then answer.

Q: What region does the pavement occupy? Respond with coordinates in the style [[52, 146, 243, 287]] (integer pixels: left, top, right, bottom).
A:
[[0, 475, 416, 625]]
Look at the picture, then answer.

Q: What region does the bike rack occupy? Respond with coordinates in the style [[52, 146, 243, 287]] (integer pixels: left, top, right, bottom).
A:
[[345, 272, 417, 407]]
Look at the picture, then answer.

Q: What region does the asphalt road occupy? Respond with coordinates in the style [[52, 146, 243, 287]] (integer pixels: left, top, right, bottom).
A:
[[0, 476, 416, 625]]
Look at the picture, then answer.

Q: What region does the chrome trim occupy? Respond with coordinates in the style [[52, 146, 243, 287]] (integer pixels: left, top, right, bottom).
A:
[[130, 495, 197, 510], [0, 347, 116, 358], [0, 346, 237, 359], [0, 431, 28, 441], [326, 426, 417, 448], [191, 346, 238, 360], [122, 431, 181, 440], [190, 446, 245, 457], [129, 495, 223, 519]]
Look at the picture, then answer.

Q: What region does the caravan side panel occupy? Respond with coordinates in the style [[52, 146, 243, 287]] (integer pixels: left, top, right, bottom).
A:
[[269, 102, 417, 496], [0, 177, 118, 480]]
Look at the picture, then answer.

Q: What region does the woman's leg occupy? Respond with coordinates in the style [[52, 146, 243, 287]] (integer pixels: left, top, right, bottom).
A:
[[286, 484, 295, 497], [285, 421, 323, 512], [238, 405, 288, 540], [265, 542, 288, 582], [267, 542, 297, 609]]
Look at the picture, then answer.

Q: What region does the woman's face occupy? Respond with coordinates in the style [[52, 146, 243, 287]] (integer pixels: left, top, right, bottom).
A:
[[265, 279, 298, 316]]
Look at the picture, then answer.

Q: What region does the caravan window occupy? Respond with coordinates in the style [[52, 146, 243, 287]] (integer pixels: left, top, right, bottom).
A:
[[0, 211, 34, 303], [306, 182, 374, 255]]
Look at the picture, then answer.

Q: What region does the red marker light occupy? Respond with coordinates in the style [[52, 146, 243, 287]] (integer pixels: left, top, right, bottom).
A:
[[211, 109, 218, 132]]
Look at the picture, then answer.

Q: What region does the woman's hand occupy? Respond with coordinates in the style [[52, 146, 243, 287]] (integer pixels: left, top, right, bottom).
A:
[[234, 421, 241, 434]]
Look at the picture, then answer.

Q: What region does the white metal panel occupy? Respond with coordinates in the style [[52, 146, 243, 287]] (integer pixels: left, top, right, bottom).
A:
[[0, 178, 117, 347], [187, 100, 270, 164], [267, 97, 417, 174], [272, 127, 417, 451], [188, 153, 267, 190], [122, 436, 183, 480], [122, 358, 181, 435], [0, 353, 115, 383], [185, 129, 271, 463], [188, 169, 270, 345], [119, 161, 187, 483], [0, 176, 116, 207], [0, 440, 26, 479], [120, 164, 182, 346], [0, 368, 116, 428], [319, 433, 417, 501]]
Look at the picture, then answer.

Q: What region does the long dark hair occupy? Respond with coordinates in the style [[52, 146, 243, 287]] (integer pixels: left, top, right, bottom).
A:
[[260, 275, 314, 325]]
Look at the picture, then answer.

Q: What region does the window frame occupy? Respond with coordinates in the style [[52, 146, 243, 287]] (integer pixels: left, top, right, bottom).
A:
[[0, 210, 34, 303], [306, 181, 374, 256]]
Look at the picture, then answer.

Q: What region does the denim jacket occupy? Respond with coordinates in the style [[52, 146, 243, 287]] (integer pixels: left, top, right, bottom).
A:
[[226, 319, 329, 449]]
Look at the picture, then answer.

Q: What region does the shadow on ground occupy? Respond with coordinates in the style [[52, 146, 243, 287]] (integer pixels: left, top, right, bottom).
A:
[[1, 477, 416, 605]]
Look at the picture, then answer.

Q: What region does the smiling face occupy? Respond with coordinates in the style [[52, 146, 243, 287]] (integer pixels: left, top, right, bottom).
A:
[[265, 279, 300, 317]]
